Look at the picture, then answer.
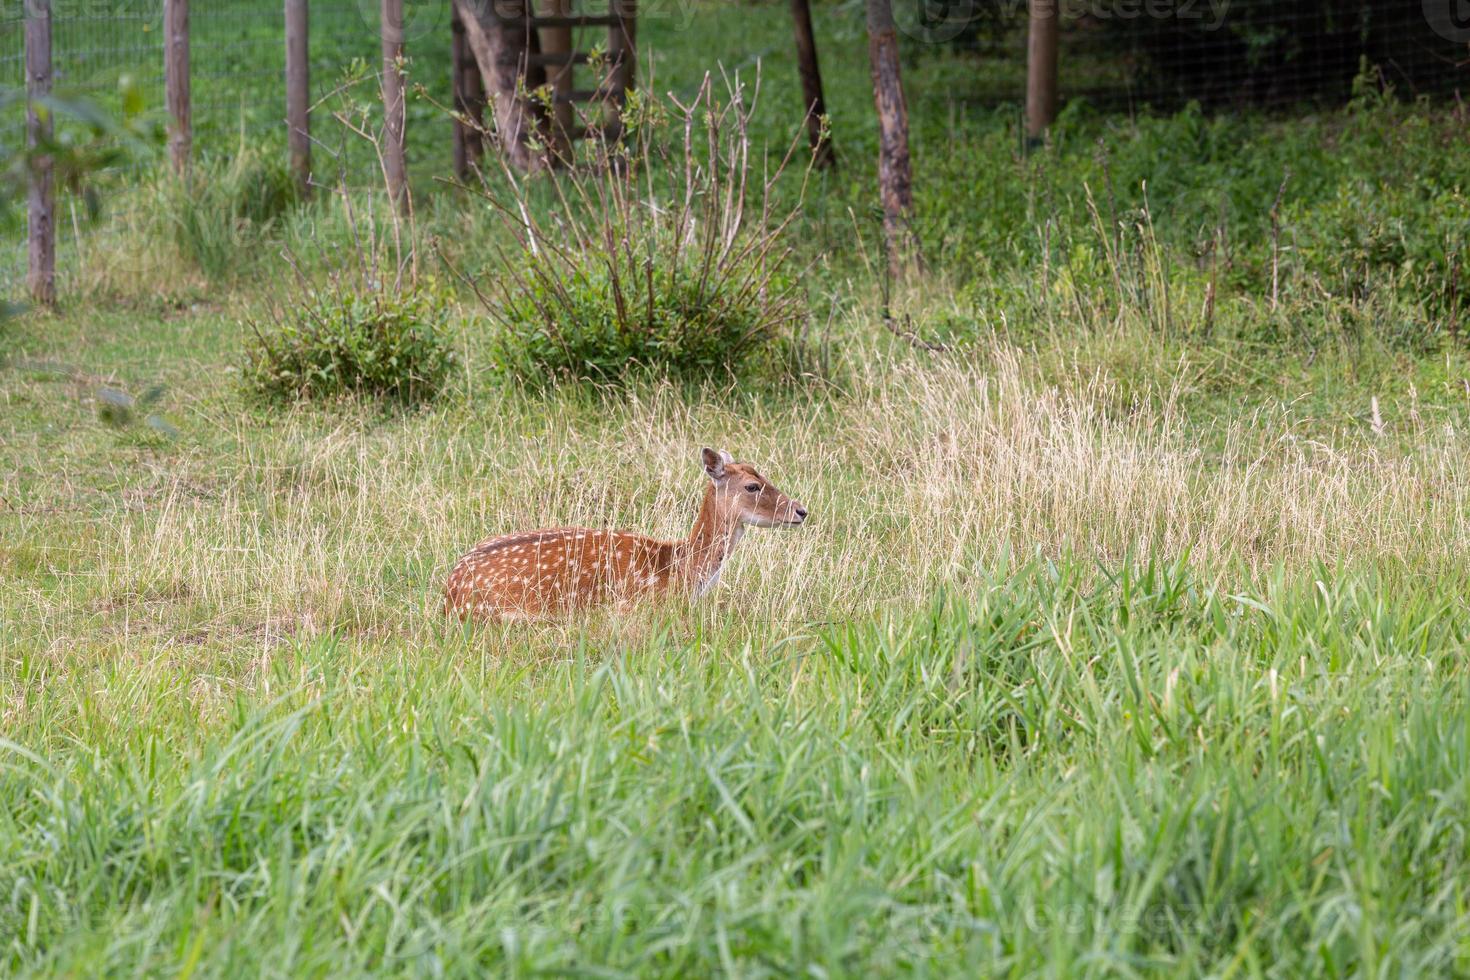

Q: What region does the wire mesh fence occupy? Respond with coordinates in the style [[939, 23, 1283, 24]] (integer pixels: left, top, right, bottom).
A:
[[907, 0, 1470, 112], [0, 0, 462, 294], [0, 0, 447, 167], [0, 3, 36, 150]]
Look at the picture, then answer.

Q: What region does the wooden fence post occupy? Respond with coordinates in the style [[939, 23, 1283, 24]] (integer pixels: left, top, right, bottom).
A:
[[25, 0, 55, 307], [450, 6, 485, 176], [164, 0, 191, 173], [607, 0, 636, 141], [285, 0, 310, 193], [380, 0, 408, 208], [789, 0, 834, 168], [537, 0, 575, 161], [1026, 0, 1059, 143]]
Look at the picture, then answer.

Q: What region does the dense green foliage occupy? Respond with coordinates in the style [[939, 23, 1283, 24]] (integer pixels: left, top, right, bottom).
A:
[[493, 252, 801, 384], [244, 283, 456, 404], [909, 89, 1470, 340], [929, 1, 1465, 106], [468, 82, 811, 388]]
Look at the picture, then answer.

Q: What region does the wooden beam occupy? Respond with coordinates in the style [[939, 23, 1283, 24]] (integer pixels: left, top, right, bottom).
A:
[[26, 0, 55, 307], [451, 7, 485, 178], [606, 0, 636, 140], [505, 14, 617, 28], [556, 85, 619, 104], [381, 0, 408, 208], [538, 0, 575, 162], [1026, 0, 1059, 142], [527, 50, 589, 68], [285, 0, 310, 193], [164, 0, 190, 173]]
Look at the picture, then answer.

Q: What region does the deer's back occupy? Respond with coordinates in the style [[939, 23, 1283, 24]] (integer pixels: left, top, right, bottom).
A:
[[445, 527, 676, 620]]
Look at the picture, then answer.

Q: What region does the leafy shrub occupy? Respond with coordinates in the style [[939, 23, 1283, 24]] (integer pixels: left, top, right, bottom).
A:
[[466, 79, 812, 386], [494, 243, 802, 383], [244, 284, 456, 404]]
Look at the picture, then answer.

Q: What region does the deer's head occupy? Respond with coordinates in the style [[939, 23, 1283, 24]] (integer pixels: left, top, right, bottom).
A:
[[701, 447, 807, 529]]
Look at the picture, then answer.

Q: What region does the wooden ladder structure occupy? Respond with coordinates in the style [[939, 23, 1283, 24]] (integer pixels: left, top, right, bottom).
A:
[[453, 0, 636, 171]]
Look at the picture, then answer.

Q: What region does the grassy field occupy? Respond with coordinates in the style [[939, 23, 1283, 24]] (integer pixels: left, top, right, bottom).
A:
[[6, 312, 1470, 974], [5, 1, 1470, 975]]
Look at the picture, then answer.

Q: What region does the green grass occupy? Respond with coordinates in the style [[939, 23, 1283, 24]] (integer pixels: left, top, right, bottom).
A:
[[4, 292, 1470, 974], [4, 1, 1470, 973], [4, 560, 1468, 975]]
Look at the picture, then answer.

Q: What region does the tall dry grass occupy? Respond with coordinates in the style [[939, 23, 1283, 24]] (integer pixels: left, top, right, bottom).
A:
[[16, 338, 1468, 657]]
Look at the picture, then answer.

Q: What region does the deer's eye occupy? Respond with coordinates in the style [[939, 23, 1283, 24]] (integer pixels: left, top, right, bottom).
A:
[[744, 483, 760, 493]]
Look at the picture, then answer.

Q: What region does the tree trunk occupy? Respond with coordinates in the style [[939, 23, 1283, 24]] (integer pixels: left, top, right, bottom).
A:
[[790, 0, 834, 168], [381, 0, 408, 209], [453, 0, 546, 172], [285, 0, 310, 194], [164, 0, 190, 174], [865, 0, 915, 280], [26, 0, 55, 307], [1026, 0, 1059, 143]]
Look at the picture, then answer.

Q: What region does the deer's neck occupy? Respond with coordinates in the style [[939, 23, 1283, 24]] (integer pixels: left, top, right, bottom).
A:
[[676, 486, 744, 597]]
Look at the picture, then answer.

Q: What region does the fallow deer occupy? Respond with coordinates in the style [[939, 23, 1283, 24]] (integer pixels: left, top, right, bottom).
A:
[[444, 448, 808, 621]]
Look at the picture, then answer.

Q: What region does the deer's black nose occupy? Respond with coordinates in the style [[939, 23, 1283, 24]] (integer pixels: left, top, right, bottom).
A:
[[795, 507, 808, 519]]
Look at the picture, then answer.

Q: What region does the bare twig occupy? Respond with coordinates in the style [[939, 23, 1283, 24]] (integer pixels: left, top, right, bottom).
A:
[[1269, 169, 1290, 312], [1448, 250, 1461, 345]]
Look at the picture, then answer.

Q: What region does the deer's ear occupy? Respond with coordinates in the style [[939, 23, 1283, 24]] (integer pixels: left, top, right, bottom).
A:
[[702, 447, 731, 480]]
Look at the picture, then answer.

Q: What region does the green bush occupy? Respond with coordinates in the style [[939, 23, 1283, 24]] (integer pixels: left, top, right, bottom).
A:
[[469, 81, 810, 387], [244, 284, 456, 404], [493, 248, 802, 384]]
